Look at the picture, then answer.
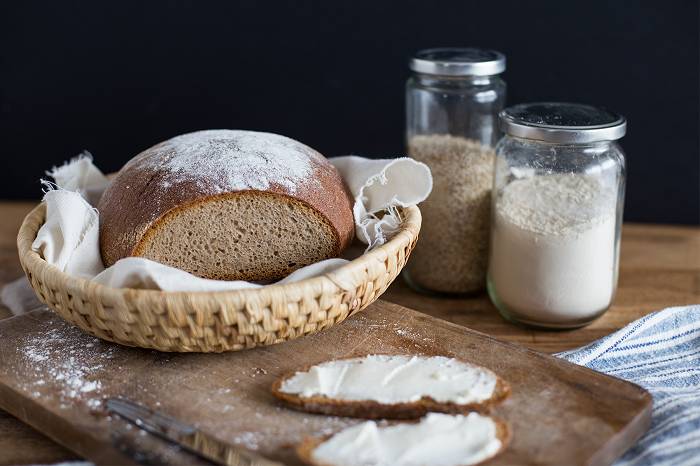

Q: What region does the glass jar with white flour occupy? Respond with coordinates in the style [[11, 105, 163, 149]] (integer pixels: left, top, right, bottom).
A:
[[488, 103, 626, 329]]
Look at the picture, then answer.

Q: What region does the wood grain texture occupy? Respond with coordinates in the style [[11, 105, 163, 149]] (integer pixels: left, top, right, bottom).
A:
[[0, 201, 697, 465], [0, 304, 651, 466], [0, 410, 76, 465], [0, 202, 35, 320]]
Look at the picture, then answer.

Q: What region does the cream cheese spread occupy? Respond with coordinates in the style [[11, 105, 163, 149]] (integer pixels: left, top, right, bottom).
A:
[[279, 355, 497, 405], [311, 412, 502, 466]]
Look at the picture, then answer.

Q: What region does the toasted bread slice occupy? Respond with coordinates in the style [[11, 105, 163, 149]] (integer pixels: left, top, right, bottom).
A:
[[272, 355, 510, 419], [296, 413, 511, 466]]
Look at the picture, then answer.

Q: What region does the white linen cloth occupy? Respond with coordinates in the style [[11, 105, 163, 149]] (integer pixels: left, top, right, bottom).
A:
[[28, 153, 431, 292], [332, 156, 433, 248]]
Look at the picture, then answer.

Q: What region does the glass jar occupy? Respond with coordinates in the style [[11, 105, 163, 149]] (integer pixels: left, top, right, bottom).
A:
[[404, 47, 506, 294], [488, 102, 627, 329]]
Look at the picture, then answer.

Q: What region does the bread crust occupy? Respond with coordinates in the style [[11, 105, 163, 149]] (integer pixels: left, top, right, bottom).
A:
[[271, 357, 511, 419], [98, 131, 354, 272], [295, 415, 511, 466]]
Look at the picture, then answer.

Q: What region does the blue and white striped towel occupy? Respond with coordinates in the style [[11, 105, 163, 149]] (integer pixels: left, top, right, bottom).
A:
[[558, 305, 700, 466]]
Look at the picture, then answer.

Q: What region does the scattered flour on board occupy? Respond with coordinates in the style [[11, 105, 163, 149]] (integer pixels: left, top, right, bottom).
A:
[[232, 431, 263, 450], [19, 319, 115, 410], [395, 328, 416, 338], [393, 322, 432, 342], [11, 315, 369, 456], [127, 129, 323, 194]]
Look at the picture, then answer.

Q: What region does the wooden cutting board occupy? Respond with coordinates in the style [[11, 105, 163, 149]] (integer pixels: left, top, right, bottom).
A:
[[0, 301, 651, 466]]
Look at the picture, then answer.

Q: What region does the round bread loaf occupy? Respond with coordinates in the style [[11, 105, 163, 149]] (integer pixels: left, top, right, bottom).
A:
[[98, 130, 354, 281]]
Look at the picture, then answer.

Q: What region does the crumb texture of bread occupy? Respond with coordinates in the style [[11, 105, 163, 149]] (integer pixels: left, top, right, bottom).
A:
[[98, 129, 354, 281], [137, 192, 337, 281], [272, 355, 510, 419], [297, 412, 510, 466]]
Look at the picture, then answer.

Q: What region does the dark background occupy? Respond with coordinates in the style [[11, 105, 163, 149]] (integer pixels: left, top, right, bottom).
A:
[[2, 1, 699, 224]]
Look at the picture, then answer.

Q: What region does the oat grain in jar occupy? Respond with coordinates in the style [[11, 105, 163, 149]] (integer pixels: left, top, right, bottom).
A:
[[404, 48, 506, 294]]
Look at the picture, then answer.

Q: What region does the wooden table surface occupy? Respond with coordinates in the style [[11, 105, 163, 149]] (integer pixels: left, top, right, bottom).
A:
[[0, 201, 698, 465]]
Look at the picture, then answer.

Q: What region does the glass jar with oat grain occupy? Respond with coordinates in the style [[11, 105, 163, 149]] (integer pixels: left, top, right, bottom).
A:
[[404, 47, 506, 294]]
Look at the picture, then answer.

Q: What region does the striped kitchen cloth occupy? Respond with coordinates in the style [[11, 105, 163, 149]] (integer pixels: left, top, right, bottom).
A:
[[558, 305, 700, 466]]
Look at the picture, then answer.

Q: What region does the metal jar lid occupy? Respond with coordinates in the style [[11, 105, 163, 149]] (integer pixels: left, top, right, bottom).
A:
[[409, 47, 506, 77], [500, 102, 627, 143]]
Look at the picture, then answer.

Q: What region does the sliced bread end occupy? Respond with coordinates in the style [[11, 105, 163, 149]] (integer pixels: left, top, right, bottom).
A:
[[296, 415, 511, 466]]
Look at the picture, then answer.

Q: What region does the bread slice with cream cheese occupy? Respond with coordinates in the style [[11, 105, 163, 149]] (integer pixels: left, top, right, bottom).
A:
[[271, 354, 510, 419], [296, 412, 511, 466]]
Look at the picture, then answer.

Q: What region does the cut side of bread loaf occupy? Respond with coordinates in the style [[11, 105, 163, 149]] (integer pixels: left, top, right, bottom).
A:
[[136, 192, 339, 281], [296, 412, 511, 466], [98, 130, 354, 282], [272, 355, 510, 419]]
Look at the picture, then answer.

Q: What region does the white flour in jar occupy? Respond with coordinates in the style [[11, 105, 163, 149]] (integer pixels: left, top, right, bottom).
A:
[[488, 174, 618, 325]]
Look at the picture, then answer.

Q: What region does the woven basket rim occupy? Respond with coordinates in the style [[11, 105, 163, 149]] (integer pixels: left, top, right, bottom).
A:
[[17, 202, 421, 300]]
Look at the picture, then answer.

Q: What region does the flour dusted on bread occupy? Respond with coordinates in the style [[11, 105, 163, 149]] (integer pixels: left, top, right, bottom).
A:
[[126, 130, 320, 194], [298, 412, 509, 466], [272, 355, 510, 419], [98, 130, 354, 282]]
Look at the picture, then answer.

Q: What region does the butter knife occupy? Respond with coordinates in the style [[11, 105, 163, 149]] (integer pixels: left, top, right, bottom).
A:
[[106, 398, 283, 466]]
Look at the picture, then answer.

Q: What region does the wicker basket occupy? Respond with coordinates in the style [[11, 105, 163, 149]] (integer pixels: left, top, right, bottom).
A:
[[17, 203, 421, 352]]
